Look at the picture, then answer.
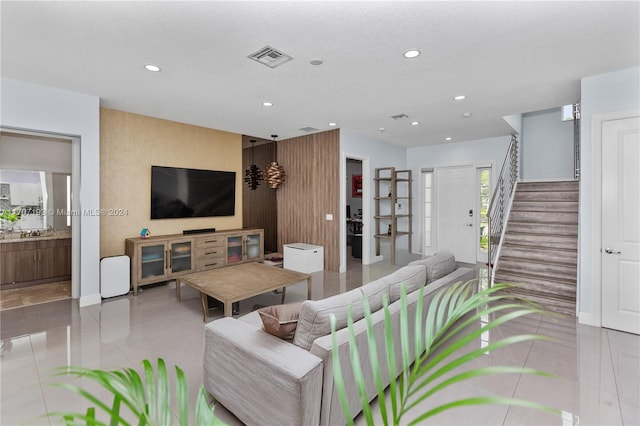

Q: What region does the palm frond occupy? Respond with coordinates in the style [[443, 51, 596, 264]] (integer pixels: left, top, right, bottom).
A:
[[330, 279, 560, 425], [48, 358, 224, 426]]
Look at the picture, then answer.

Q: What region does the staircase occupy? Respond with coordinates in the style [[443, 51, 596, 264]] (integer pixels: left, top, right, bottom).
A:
[[494, 181, 578, 315]]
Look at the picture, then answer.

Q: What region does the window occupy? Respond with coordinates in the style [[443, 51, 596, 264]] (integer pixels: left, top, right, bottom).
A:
[[422, 169, 434, 253], [478, 168, 491, 254]]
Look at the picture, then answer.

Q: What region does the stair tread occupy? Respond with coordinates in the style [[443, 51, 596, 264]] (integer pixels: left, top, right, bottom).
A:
[[496, 265, 577, 281], [500, 286, 576, 301], [498, 257, 576, 268], [500, 256, 577, 267], [517, 181, 578, 190], [502, 242, 577, 251], [506, 230, 578, 237], [495, 270, 577, 285]]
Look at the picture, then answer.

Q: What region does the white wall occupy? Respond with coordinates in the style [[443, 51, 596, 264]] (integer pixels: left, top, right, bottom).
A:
[[340, 129, 406, 270], [1, 133, 72, 172], [406, 135, 511, 254], [521, 108, 574, 180], [578, 66, 640, 325], [1, 77, 101, 307]]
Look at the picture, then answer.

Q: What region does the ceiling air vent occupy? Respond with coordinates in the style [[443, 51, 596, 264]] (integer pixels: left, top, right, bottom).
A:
[[298, 127, 319, 132], [248, 45, 293, 68], [391, 114, 410, 120]]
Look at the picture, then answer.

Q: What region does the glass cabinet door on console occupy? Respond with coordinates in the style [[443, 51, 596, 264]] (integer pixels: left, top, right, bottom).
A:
[[225, 235, 244, 265], [170, 240, 193, 274], [245, 232, 263, 261], [138, 243, 167, 283]]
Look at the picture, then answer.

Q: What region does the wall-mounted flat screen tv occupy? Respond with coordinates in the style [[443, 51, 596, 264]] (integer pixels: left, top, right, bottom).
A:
[[151, 166, 236, 219]]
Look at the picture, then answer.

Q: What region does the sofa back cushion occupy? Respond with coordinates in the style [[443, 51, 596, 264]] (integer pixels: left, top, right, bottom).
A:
[[408, 250, 456, 284], [383, 265, 427, 303], [292, 278, 388, 351]]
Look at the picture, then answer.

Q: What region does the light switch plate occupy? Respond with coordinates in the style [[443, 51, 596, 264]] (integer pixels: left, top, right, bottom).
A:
[[326, 213, 333, 221]]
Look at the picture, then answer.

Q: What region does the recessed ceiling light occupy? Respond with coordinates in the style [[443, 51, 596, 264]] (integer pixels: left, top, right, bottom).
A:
[[403, 49, 421, 59], [462, 112, 472, 118], [262, 102, 273, 107], [144, 64, 161, 72], [454, 95, 466, 101], [411, 121, 419, 126], [310, 59, 324, 66], [328, 122, 337, 127], [445, 137, 452, 141], [379, 127, 386, 132]]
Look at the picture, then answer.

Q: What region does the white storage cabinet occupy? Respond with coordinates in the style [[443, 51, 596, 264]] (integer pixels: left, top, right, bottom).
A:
[[283, 243, 324, 273]]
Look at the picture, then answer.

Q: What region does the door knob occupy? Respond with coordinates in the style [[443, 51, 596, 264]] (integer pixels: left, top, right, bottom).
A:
[[604, 248, 622, 254], [466, 224, 473, 227]]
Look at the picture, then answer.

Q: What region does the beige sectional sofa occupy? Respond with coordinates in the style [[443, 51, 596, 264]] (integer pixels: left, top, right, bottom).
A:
[[203, 251, 476, 426]]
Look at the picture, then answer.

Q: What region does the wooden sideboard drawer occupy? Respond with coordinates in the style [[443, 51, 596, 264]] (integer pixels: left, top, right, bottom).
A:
[[195, 236, 225, 249], [196, 257, 224, 271]]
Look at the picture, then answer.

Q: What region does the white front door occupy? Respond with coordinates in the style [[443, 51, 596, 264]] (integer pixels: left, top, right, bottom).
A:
[[602, 116, 640, 335], [437, 165, 476, 263]]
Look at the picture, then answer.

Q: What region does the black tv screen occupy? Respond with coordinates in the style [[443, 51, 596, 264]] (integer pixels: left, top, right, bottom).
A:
[[151, 166, 236, 219]]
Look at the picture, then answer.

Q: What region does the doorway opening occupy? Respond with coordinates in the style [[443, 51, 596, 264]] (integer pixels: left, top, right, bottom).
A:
[[0, 131, 74, 310], [346, 158, 363, 266]]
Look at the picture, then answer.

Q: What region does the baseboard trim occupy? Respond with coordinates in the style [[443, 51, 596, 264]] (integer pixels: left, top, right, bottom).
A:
[[578, 311, 600, 327], [79, 293, 102, 307]]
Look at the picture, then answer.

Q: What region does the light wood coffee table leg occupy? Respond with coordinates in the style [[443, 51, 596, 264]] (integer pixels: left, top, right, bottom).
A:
[[200, 293, 208, 321], [224, 301, 233, 317]]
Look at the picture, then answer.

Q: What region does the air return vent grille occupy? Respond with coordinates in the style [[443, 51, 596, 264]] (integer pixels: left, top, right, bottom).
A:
[[298, 127, 319, 132], [248, 45, 293, 68], [391, 114, 410, 120]]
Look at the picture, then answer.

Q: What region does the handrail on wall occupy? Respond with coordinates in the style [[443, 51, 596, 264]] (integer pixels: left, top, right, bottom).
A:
[[487, 134, 519, 282]]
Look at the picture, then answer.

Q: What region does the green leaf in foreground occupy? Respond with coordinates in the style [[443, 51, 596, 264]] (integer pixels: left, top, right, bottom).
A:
[[46, 358, 226, 426], [330, 279, 560, 425]]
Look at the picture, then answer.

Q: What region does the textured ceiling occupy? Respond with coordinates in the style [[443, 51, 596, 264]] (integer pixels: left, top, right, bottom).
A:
[[1, 1, 638, 147]]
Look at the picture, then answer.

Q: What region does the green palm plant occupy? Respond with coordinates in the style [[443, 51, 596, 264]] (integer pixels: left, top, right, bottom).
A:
[[330, 280, 559, 425], [47, 358, 226, 426]]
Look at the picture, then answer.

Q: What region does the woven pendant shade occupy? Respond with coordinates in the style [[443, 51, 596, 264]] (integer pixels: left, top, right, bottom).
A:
[[244, 139, 263, 190], [265, 134, 286, 189]]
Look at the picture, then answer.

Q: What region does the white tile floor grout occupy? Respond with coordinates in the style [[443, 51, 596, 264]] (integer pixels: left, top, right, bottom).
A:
[[1, 253, 638, 425]]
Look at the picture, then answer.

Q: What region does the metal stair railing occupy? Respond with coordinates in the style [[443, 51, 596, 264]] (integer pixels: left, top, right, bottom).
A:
[[487, 134, 519, 283]]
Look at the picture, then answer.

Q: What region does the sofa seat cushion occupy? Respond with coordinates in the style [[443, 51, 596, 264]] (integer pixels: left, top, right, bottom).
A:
[[408, 250, 456, 283], [383, 264, 427, 303], [292, 278, 388, 350]]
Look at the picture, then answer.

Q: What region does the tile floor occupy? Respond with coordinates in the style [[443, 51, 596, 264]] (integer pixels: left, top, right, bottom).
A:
[[0, 280, 71, 311], [1, 254, 638, 425]]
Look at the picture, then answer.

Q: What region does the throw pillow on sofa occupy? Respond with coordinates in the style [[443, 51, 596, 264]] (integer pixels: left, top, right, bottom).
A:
[[292, 278, 388, 351], [383, 264, 427, 303], [408, 250, 456, 284], [258, 302, 304, 341]]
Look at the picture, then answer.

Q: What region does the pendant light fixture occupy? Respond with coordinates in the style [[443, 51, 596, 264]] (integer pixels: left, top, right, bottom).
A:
[[244, 139, 263, 190], [265, 134, 286, 189]]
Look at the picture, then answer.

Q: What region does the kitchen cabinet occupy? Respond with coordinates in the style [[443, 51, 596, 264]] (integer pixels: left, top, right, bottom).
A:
[[0, 238, 72, 286]]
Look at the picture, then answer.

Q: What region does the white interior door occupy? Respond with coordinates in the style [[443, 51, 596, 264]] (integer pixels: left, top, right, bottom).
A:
[[437, 165, 476, 263], [602, 116, 640, 335]]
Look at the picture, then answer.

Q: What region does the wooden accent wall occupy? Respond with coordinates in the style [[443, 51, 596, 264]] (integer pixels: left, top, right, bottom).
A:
[[277, 129, 340, 272], [242, 142, 278, 253]]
